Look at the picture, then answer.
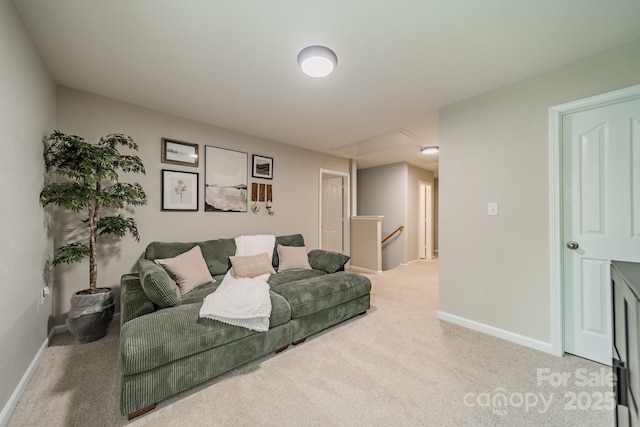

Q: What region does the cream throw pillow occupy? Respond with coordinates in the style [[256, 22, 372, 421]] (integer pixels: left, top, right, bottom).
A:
[[277, 245, 312, 272], [154, 245, 215, 294], [229, 252, 276, 278]]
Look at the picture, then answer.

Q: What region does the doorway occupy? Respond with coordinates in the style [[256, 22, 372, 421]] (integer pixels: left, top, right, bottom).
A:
[[550, 84, 640, 364], [419, 181, 433, 259], [319, 169, 350, 253]]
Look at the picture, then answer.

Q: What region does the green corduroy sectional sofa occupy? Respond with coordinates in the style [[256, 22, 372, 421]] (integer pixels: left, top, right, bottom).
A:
[[119, 234, 371, 418]]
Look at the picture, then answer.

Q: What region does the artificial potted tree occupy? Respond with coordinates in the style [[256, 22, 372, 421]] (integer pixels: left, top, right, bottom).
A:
[[40, 130, 147, 343]]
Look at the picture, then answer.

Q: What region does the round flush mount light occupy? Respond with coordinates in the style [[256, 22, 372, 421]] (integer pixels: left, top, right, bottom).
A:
[[297, 45, 337, 78], [420, 146, 439, 155]]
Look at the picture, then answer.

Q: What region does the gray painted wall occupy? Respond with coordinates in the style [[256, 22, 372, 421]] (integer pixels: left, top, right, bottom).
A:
[[439, 39, 640, 344], [358, 163, 406, 270], [357, 162, 434, 269], [54, 87, 350, 324], [0, 0, 56, 416]]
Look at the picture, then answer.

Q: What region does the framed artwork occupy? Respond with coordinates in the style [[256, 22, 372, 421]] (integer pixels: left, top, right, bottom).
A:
[[161, 138, 199, 167], [205, 146, 248, 212], [161, 170, 199, 211], [252, 155, 273, 179]]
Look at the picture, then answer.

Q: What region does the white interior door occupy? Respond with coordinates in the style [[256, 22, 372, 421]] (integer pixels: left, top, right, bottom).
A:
[[321, 175, 345, 253], [563, 97, 640, 365], [419, 181, 433, 259]]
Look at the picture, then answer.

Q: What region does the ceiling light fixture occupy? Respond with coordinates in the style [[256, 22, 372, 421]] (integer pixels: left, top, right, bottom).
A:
[[297, 45, 337, 78], [420, 146, 439, 155]]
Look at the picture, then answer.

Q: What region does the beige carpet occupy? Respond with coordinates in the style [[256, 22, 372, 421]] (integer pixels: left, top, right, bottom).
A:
[[9, 260, 614, 426]]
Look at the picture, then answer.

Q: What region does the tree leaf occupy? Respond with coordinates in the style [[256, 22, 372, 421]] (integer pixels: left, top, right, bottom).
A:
[[97, 215, 140, 241], [52, 242, 90, 265]]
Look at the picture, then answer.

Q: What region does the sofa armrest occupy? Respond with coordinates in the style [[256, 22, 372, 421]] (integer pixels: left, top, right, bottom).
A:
[[120, 273, 155, 325], [307, 249, 350, 274]]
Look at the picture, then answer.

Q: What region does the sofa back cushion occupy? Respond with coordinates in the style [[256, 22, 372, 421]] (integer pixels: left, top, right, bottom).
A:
[[144, 234, 305, 275], [308, 249, 350, 273], [200, 238, 236, 275], [272, 234, 305, 267], [145, 241, 195, 260], [145, 238, 236, 276]]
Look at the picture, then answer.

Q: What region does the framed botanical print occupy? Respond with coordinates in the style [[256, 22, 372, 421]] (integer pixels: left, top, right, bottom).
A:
[[161, 169, 199, 211]]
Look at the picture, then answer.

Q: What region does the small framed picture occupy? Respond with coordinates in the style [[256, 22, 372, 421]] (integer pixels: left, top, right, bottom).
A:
[[162, 170, 199, 211], [161, 138, 199, 167], [252, 155, 273, 179]]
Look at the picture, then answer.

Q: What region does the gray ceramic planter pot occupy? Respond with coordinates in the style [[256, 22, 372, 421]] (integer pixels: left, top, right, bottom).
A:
[[67, 287, 115, 343]]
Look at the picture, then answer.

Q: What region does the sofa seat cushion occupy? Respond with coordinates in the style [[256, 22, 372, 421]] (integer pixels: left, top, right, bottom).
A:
[[121, 290, 291, 375], [267, 269, 326, 289], [273, 272, 371, 318], [180, 280, 220, 305]]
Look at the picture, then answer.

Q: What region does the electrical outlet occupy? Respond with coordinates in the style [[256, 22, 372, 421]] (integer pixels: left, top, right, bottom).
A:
[[41, 286, 50, 305]]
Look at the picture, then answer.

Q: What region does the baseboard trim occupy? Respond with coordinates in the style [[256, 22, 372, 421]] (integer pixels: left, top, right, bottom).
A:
[[437, 311, 554, 355], [348, 266, 383, 275], [0, 328, 55, 427], [52, 323, 68, 335]]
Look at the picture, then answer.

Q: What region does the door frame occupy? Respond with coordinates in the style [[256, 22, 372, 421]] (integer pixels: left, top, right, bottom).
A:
[[549, 83, 640, 357], [319, 168, 350, 254], [419, 180, 433, 259]]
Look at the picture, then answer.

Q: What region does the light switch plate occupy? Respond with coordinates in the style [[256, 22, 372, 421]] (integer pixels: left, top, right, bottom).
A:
[[488, 202, 498, 216]]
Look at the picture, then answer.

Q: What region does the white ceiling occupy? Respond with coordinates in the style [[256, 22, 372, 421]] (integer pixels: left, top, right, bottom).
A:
[[13, 1, 640, 173]]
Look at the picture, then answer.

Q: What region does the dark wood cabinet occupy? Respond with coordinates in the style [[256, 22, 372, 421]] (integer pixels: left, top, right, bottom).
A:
[[612, 261, 640, 427]]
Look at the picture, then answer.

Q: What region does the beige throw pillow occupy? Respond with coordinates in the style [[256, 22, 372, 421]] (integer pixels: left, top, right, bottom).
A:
[[277, 245, 312, 272], [229, 252, 276, 278], [154, 245, 215, 294]]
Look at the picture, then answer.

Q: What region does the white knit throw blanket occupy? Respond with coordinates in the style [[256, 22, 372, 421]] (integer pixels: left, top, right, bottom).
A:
[[199, 235, 275, 332]]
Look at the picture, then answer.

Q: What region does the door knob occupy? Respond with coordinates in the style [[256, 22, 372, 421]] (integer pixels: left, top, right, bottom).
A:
[[566, 241, 579, 250]]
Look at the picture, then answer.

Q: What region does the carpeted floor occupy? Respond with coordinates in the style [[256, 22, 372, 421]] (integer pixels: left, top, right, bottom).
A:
[[9, 260, 614, 426]]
